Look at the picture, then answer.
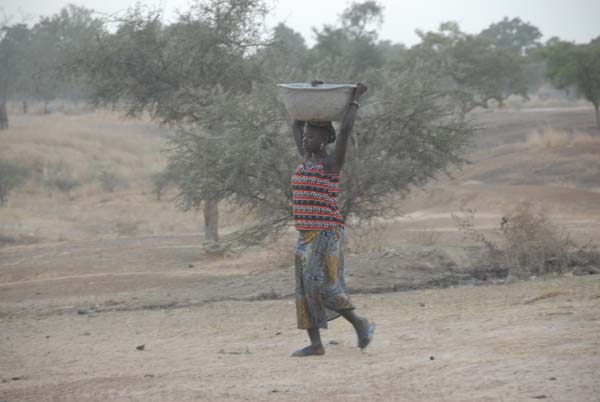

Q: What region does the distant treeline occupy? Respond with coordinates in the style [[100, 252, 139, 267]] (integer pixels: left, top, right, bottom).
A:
[[1, 1, 598, 244]]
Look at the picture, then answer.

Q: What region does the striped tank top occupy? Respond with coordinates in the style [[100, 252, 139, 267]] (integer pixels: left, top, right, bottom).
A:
[[291, 159, 344, 231]]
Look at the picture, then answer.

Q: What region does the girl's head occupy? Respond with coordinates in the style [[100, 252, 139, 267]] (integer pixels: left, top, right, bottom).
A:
[[303, 122, 336, 153]]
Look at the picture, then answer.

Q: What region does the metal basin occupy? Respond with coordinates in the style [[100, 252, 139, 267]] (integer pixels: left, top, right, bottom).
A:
[[277, 83, 357, 122]]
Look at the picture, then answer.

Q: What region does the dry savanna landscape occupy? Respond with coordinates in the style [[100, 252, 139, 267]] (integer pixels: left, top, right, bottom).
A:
[[1, 101, 600, 401]]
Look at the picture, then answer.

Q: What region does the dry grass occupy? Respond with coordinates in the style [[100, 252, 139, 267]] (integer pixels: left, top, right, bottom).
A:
[[0, 111, 204, 243], [409, 230, 442, 247], [502, 91, 590, 110], [525, 127, 600, 150], [0, 111, 167, 195], [1, 107, 599, 251]]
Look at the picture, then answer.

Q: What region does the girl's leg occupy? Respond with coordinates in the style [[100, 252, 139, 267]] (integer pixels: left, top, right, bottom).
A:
[[291, 328, 325, 357], [338, 309, 375, 350]]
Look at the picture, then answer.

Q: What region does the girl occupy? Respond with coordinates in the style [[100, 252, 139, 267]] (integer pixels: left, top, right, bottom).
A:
[[290, 81, 374, 357]]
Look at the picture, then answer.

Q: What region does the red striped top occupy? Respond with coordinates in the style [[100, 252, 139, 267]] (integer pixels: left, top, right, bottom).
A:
[[291, 160, 344, 231]]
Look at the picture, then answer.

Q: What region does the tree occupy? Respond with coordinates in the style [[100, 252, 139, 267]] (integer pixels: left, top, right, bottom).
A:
[[0, 160, 28, 205], [78, 0, 477, 247], [0, 23, 31, 129], [0, 6, 101, 129], [27, 5, 102, 106], [479, 17, 542, 55], [166, 69, 474, 245], [254, 23, 308, 81], [480, 17, 545, 93], [76, 0, 269, 243], [310, 1, 384, 77], [165, 84, 295, 245], [407, 22, 529, 118], [543, 40, 600, 128]]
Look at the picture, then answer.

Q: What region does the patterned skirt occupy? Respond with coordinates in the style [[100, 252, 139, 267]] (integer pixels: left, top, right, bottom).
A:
[[294, 228, 355, 329]]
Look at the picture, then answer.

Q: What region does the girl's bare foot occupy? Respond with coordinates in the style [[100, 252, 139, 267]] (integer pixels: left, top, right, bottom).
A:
[[291, 344, 325, 357]]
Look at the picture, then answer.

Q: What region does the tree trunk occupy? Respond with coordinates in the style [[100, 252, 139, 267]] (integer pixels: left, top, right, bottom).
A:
[[203, 198, 219, 243], [595, 104, 600, 130], [0, 99, 8, 130]]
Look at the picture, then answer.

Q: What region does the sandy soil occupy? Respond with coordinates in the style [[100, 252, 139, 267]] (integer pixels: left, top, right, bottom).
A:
[[1, 107, 600, 401], [1, 275, 599, 402]]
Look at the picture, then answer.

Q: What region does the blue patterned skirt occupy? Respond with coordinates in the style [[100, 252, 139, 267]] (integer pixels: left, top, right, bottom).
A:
[[294, 228, 355, 329]]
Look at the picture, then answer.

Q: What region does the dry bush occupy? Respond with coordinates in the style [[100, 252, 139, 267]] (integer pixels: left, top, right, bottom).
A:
[[525, 127, 599, 150], [453, 202, 590, 278], [151, 171, 175, 200], [41, 164, 81, 195], [0, 160, 28, 206], [499, 202, 573, 277], [0, 219, 41, 246], [96, 168, 127, 193], [502, 89, 588, 110], [526, 129, 570, 149], [409, 230, 441, 247]]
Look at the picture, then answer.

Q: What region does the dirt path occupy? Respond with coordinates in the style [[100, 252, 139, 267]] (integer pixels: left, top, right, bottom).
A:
[[0, 234, 499, 318], [1, 275, 599, 402]]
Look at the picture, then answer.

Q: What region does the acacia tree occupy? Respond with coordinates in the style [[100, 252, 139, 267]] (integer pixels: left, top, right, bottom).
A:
[[27, 6, 102, 111], [0, 6, 100, 128], [77, 0, 269, 243], [407, 22, 529, 118], [166, 68, 474, 245], [110, 1, 476, 246], [80, 0, 477, 246], [479, 17, 545, 94], [543, 40, 600, 128], [309, 1, 384, 77], [479, 17, 542, 55]]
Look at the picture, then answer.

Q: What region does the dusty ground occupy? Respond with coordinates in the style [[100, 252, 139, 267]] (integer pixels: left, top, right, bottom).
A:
[[1, 276, 599, 402], [1, 106, 600, 401]]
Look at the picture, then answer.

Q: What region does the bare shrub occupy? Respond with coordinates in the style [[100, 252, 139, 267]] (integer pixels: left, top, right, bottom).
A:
[[410, 230, 441, 247], [41, 164, 81, 195], [524, 127, 600, 150], [526, 128, 570, 149], [49, 174, 80, 195], [0, 221, 41, 246], [499, 202, 573, 276], [453, 202, 581, 278], [97, 168, 126, 193], [453, 207, 499, 253], [151, 171, 174, 200], [0, 160, 28, 206]]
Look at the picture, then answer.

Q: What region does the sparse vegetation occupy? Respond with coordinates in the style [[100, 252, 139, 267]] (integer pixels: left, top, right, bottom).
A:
[[525, 127, 599, 149], [454, 202, 599, 278], [43, 167, 81, 195], [0, 159, 28, 205], [499, 202, 573, 276], [541, 38, 600, 128], [96, 168, 126, 193], [151, 170, 175, 201]]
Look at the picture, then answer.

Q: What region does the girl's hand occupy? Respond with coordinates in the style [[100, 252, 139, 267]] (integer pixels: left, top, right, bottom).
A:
[[354, 82, 368, 99]]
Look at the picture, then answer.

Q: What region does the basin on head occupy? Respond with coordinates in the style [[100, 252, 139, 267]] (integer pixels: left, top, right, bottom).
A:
[[277, 83, 357, 122]]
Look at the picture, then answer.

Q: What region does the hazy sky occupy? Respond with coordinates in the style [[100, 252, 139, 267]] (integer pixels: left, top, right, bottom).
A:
[[1, 0, 598, 46]]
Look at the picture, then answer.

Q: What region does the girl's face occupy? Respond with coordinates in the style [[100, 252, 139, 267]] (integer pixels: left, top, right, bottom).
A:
[[303, 125, 328, 153]]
